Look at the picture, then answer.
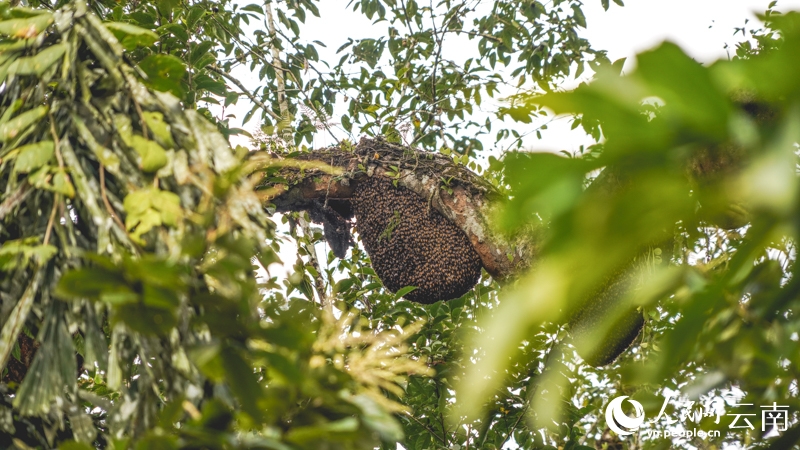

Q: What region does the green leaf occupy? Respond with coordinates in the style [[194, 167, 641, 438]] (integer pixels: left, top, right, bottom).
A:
[[343, 392, 404, 442], [113, 303, 177, 335], [56, 267, 127, 301], [138, 54, 187, 97], [150, 190, 182, 226], [333, 278, 355, 294], [189, 343, 226, 382], [285, 418, 360, 444], [571, 5, 586, 28], [50, 168, 76, 198], [142, 111, 175, 148], [219, 348, 266, 422], [157, 23, 189, 42], [130, 135, 168, 172], [241, 3, 264, 13], [0, 240, 56, 270], [0, 105, 47, 143], [9, 43, 66, 76], [13, 140, 53, 173], [135, 434, 179, 450], [0, 13, 53, 38], [143, 284, 180, 309], [636, 42, 731, 136], [123, 189, 152, 218], [58, 442, 94, 450], [185, 6, 205, 28], [394, 285, 417, 300], [104, 22, 158, 50], [156, 0, 180, 17], [189, 40, 215, 65], [123, 188, 183, 242]]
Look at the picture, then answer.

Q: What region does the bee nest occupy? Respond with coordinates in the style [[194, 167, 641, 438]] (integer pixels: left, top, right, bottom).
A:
[[351, 177, 483, 304]]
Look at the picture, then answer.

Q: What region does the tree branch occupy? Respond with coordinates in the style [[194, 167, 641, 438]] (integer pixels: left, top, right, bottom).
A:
[[208, 65, 281, 121]]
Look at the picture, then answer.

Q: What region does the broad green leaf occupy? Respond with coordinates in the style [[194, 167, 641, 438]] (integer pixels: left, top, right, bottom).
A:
[[50, 168, 76, 198], [156, 0, 180, 18], [150, 190, 182, 226], [157, 23, 189, 42], [138, 54, 186, 97], [636, 42, 731, 137], [393, 285, 417, 300], [142, 111, 175, 148], [9, 43, 66, 76], [130, 135, 168, 172], [56, 267, 127, 300], [343, 392, 404, 442], [129, 208, 162, 241], [571, 5, 586, 28], [0, 13, 53, 38], [104, 22, 158, 50], [188, 41, 215, 65], [113, 303, 177, 335], [113, 114, 134, 145], [134, 434, 178, 450], [143, 284, 180, 309], [285, 418, 361, 443], [123, 189, 152, 218], [13, 140, 53, 173], [58, 442, 94, 450], [333, 277, 355, 294], [189, 344, 226, 382], [0, 240, 56, 270], [220, 349, 266, 422], [241, 4, 263, 13], [0, 105, 47, 143], [185, 6, 205, 28], [100, 290, 139, 305]]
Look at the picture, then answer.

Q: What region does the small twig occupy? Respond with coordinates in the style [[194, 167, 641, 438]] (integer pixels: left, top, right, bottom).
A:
[[435, 378, 449, 446], [100, 165, 126, 232], [43, 196, 58, 245], [266, 2, 288, 118], [403, 411, 448, 445], [208, 65, 281, 121], [444, 28, 502, 43], [0, 183, 32, 220], [48, 112, 65, 169], [130, 95, 148, 139]]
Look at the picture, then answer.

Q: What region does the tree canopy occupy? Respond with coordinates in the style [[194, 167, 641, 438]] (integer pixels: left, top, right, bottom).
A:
[[1, 0, 800, 449]]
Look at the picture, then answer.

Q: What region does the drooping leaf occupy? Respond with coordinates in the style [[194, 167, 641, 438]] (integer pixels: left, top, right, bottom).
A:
[[138, 54, 187, 97], [0, 13, 53, 38], [9, 43, 66, 76], [104, 22, 159, 50], [12, 140, 54, 173], [0, 105, 47, 143], [130, 135, 168, 172]]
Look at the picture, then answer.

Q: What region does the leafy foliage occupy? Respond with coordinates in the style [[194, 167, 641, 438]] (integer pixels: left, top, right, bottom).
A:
[[0, 2, 430, 448], [457, 10, 800, 450], [3, 0, 800, 449]]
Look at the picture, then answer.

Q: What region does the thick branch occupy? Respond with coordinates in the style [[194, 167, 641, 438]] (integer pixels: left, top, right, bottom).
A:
[[259, 137, 534, 281]]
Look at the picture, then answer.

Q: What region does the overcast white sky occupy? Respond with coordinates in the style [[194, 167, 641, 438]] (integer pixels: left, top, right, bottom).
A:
[[224, 0, 800, 155]]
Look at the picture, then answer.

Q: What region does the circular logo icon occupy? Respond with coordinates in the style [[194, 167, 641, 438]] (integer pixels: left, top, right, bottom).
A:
[[605, 396, 645, 436]]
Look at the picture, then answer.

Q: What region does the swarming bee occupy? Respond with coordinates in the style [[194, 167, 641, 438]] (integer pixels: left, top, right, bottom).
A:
[[351, 177, 483, 304]]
